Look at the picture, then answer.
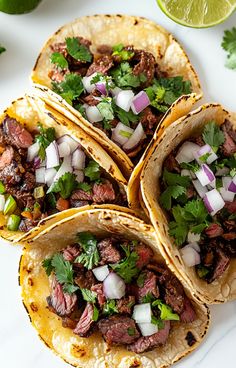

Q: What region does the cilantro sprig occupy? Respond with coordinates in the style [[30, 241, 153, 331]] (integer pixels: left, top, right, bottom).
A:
[[48, 172, 78, 199], [52, 73, 84, 105], [110, 244, 139, 283], [112, 44, 134, 61], [75, 232, 100, 269], [152, 299, 180, 321], [35, 123, 56, 160], [66, 37, 92, 62], [202, 121, 225, 153], [222, 27, 236, 70], [103, 299, 118, 316], [50, 52, 68, 69], [110, 62, 146, 88], [84, 160, 101, 181]]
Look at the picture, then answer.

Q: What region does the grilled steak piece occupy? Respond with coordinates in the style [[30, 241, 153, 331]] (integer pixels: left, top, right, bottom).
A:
[[223, 120, 236, 142], [225, 200, 236, 214], [62, 316, 77, 329], [128, 320, 170, 353], [92, 180, 116, 203], [221, 125, 236, 156], [133, 50, 155, 87], [140, 107, 160, 134], [86, 55, 114, 76], [180, 298, 196, 323], [205, 223, 223, 238], [137, 270, 159, 302], [159, 270, 185, 314], [70, 189, 93, 201], [74, 303, 94, 337], [136, 243, 154, 269], [0, 161, 23, 185], [21, 172, 36, 191], [62, 245, 81, 262], [98, 316, 140, 345], [97, 238, 121, 265], [74, 270, 96, 289], [91, 284, 106, 307], [3, 116, 33, 148], [0, 146, 14, 169], [208, 249, 230, 283], [47, 276, 77, 317], [117, 296, 135, 315]]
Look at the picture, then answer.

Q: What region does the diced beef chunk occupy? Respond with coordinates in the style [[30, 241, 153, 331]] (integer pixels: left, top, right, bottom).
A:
[[0, 146, 14, 169], [164, 153, 180, 173], [136, 243, 154, 269], [180, 298, 196, 323], [98, 316, 140, 345], [73, 303, 94, 337], [224, 220, 236, 232], [159, 270, 185, 314], [208, 249, 230, 283], [117, 296, 135, 315], [222, 232, 236, 240], [97, 238, 121, 265], [92, 180, 116, 203], [133, 50, 155, 87], [83, 90, 101, 106], [138, 271, 159, 302], [4, 186, 34, 208], [225, 201, 236, 214], [62, 245, 81, 262], [205, 223, 223, 238], [140, 107, 160, 134], [221, 124, 236, 156], [74, 269, 96, 289], [223, 120, 236, 142], [70, 189, 93, 202], [0, 162, 23, 185], [47, 276, 77, 316], [128, 320, 170, 353], [86, 55, 114, 76], [21, 172, 36, 191], [91, 284, 106, 307], [3, 116, 33, 148]]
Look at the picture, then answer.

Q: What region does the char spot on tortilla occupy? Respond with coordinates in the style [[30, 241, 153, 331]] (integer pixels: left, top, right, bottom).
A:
[[71, 344, 86, 358], [108, 165, 115, 175], [28, 278, 34, 286], [117, 14, 122, 17], [130, 359, 141, 367], [22, 302, 32, 322], [87, 147, 93, 154], [134, 19, 138, 25], [30, 302, 38, 312], [185, 331, 196, 347]]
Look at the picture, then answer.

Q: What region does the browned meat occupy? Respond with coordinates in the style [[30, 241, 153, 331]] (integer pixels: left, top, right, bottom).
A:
[[47, 276, 77, 317], [186, 185, 196, 199], [0, 162, 23, 185], [4, 185, 34, 208], [74, 270, 96, 289], [140, 107, 160, 134], [205, 223, 224, 238], [225, 201, 236, 214], [208, 249, 230, 283], [92, 180, 116, 203], [223, 120, 236, 142], [19, 218, 36, 232], [180, 298, 196, 323], [0, 146, 14, 169], [117, 296, 135, 315], [91, 284, 106, 307], [70, 189, 93, 201], [221, 128, 236, 156], [3, 116, 33, 148], [73, 303, 94, 337], [137, 271, 159, 302], [128, 320, 170, 353], [62, 316, 77, 329], [48, 69, 67, 83], [201, 249, 214, 267], [136, 243, 154, 269], [98, 316, 140, 345], [164, 153, 180, 173], [224, 220, 236, 232], [159, 270, 185, 314], [222, 232, 236, 240], [86, 55, 114, 76], [21, 172, 36, 191], [97, 238, 121, 265], [62, 245, 81, 262], [97, 44, 113, 55], [133, 50, 155, 87], [83, 93, 100, 106]]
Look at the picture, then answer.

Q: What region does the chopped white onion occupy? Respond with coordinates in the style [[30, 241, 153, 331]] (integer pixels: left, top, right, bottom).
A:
[[111, 122, 134, 146], [72, 149, 86, 170], [228, 175, 236, 193], [115, 90, 134, 112], [82, 72, 97, 93], [222, 176, 232, 190], [132, 303, 152, 324], [86, 106, 103, 123], [74, 170, 84, 183], [181, 169, 192, 178], [138, 322, 158, 337], [131, 91, 150, 115], [103, 272, 125, 300], [180, 246, 200, 267], [192, 179, 208, 198], [123, 123, 146, 151], [215, 167, 230, 176], [175, 142, 200, 164], [45, 141, 59, 169], [0, 195, 5, 212], [57, 135, 79, 154], [195, 164, 215, 186], [111, 87, 122, 97], [45, 168, 57, 187], [219, 187, 235, 202], [48, 156, 72, 189], [92, 265, 109, 282], [194, 144, 218, 164], [187, 231, 201, 243], [27, 142, 40, 162], [35, 167, 46, 183], [185, 242, 201, 252], [58, 142, 71, 157], [203, 189, 225, 216]]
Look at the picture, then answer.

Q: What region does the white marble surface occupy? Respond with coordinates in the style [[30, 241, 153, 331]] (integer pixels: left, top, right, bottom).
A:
[[0, 0, 236, 367]]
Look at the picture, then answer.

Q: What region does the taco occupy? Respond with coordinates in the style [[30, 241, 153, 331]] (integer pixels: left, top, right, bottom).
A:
[[31, 14, 202, 181], [0, 96, 127, 242], [141, 103, 236, 303], [20, 207, 210, 368]]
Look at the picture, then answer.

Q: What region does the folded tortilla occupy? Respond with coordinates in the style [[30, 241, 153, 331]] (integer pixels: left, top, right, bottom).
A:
[[140, 103, 236, 304], [20, 206, 210, 368]]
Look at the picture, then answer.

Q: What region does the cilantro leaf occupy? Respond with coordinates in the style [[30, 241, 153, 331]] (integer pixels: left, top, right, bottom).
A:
[[0, 45, 6, 54], [77, 182, 92, 192], [48, 172, 78, 199], [50, 52, 68, 69], [84, 160, 101, 181], [197, 265, 210, 279], [137, 272, 145, 287], [184, 199, 209, 223], [160, 185, 186, 210], [46, 193, 57, 209], [50, 253, 79, 294], [169, 220, 189, 246], [113, 103, 139, 127], [112, 44, 134, 61], [42, 258, 53, 276], [75, 232, 100, 269], [151, 316, 164, 329], [180, 162, 200, 172], [35, 123, 56, 160], [103, 299, 118, 316], [63, 284, 79, 293], [110, 245, 139, 283], [80, 288, 97, 303], [110, 62, 146, 88], [202, 121, 225, 152], [222, 27, 236, 69], [97, 98, 114, 120], [66, 37, 92, 62], [52, 73, 84, 105], [142, 293, 156, 303], [163, 169, 191, 187], [93, 305, 99, 321], [152, 299, 179, 321]]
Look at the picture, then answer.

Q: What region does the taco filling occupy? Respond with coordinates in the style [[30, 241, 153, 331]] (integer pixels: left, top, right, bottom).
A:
[[159, 120, 236, 283], [0, 117, 125, 232], [42, 232, 196, 353], [48, 37, 192, 161]]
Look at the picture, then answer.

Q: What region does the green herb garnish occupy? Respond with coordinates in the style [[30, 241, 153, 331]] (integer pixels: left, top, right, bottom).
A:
[[75, 232, 100, 269], [111, 62, 146, 88], [35, 123, 56, 160], [52, 73, 84, 105], [80, 288, 97, 303], [50, 52, 68, 69], [84, 160, 101, 181], [127, 327, 136, 336], [202, 121, 225, 153], [152, 299, 180, 321], [42, 258, 54, 276], [112, 44, 134, 61], [48, 172, 78, 199], [103, 299, 118, 316], [66, 37, 92, 62], [110, 245, 139, 283], [222, 27, 236, 70], [0, 45, 6, 54]]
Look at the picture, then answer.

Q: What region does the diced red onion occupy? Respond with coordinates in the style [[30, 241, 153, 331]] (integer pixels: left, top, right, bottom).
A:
[[35, 167, 46, 183], [27, 142, 40, 162], [203, 189, 225, 216], [181, 169, 192, 178], [46, 141, 59, 169], [103, 272, 126, 300], [45, 168, 57, 187], [187, 231, 201, 243], [115, 90, 134, 112], [96, 82, 107, 96], [175, 142, 200, 164], [222, 176, 232, 190], [72, 148, 86, 170], [0, 195, 6, 212], [92, 265, 109, 282], [228, 176, 236, 193], [131, 91, 150, 115], [215, 167, 230, 176], [111, 86, 122, 97], [194, 144, 218, 164], [132, 303, 152, 323], [180, 246, 200, 267], [123, 123, 146, 151], [111, 122, 134, 146], [138, 322, 158, 337], [33, 156, 41, 169], [219, 187, 235, 202], [192, 179, 208, 198], [86, 106, 103, 123], [195, 164, 215, 186], [57, 135, 79, 153], [73, 169, 84, 183], [82, 72, 97, 93]]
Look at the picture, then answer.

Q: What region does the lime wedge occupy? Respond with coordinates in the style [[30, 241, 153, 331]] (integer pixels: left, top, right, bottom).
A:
[[0, 0, 41, 14], [157, 0, 236, 28]]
